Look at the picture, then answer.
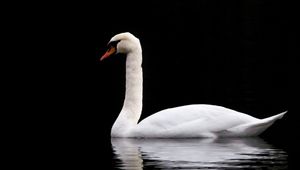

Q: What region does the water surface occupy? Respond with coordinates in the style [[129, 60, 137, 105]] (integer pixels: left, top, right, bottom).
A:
[[111, 138, 288, 169]]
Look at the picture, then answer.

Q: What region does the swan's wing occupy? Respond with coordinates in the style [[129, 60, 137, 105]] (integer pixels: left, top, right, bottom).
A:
[[133, 104, 258, 138]]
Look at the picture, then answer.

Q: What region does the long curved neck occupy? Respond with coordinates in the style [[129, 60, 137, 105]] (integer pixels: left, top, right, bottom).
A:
[[112, 47, 143, 137], [122, 49, 143, 121]]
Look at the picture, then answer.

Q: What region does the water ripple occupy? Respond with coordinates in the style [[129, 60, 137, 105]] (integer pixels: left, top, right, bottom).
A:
[[111, 138, 288, 169]]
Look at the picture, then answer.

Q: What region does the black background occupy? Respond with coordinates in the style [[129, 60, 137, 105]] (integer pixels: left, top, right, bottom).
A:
[[12, 0, 295, 169]]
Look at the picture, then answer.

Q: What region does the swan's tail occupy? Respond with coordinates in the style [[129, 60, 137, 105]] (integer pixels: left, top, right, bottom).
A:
[[260, 111, 287, 123], [219, 111, 287, 137]]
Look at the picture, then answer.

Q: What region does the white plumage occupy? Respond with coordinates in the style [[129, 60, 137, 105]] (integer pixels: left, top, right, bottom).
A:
[[101, 32, 286, 138]]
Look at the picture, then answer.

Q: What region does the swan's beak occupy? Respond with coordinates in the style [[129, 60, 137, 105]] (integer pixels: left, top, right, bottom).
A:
[[100, 46, 116, 61]]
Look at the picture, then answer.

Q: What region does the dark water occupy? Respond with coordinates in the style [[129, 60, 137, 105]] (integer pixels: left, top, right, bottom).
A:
[[111, 138, 288, 169]]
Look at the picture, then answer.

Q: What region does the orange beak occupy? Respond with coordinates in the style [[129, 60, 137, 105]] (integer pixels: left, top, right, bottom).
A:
[[100, 46, 116, 61]]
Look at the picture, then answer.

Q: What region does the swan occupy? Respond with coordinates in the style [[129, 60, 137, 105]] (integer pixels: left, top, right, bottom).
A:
[[100, 32, 286, 138]]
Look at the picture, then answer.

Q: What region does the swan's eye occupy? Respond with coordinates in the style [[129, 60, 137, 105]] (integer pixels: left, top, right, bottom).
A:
[[108, 40, 121, 48]]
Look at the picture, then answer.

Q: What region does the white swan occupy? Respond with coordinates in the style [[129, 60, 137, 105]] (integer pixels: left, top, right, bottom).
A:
[[101, 32, 286, 138]]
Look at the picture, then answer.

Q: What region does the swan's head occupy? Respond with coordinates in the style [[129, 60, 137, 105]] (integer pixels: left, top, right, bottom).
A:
[[100, 32, 141, 61]]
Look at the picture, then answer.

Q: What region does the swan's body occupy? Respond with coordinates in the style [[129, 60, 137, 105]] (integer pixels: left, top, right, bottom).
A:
[[101, 32, 286, 138]]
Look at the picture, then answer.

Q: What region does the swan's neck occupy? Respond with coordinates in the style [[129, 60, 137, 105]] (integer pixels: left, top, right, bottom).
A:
[[122, 50, 143, 120], [112, 49, 143, 137]]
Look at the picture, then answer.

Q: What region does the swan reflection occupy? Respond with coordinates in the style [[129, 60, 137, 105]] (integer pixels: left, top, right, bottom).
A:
[[111, 138, 287, 169]]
